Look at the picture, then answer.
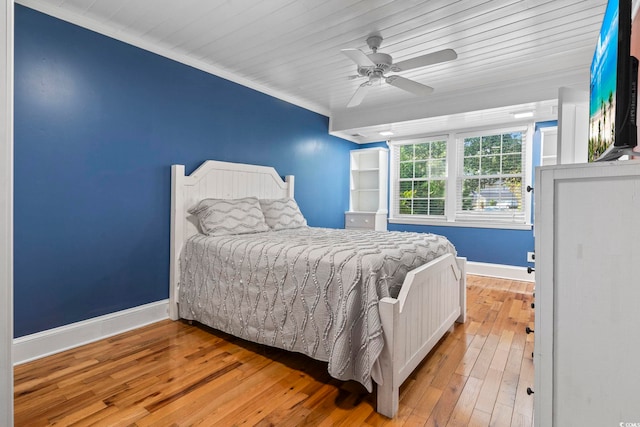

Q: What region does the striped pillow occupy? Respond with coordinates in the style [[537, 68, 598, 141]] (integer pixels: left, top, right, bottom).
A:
[[259, 198, 307, 230], [188, 197, 269, 236]]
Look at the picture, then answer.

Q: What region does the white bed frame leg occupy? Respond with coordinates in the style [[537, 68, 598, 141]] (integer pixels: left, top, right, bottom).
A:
[[169, 164, 185, 321], [377, 298, 399, 418], [456, 256, 467, 324], [377, 378, 399, 418]]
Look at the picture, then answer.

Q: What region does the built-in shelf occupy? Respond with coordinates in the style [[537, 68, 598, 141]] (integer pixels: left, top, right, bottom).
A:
[[346, 148, 388, 231], [540, 126, 557, 166]]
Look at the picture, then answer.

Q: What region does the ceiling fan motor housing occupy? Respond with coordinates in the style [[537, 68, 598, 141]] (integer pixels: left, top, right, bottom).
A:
[[357, 52, 393, 77], [368, 52, 392, 70]]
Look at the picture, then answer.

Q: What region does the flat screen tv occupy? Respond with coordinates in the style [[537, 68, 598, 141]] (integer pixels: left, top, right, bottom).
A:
[[588, 0, 639, 162]]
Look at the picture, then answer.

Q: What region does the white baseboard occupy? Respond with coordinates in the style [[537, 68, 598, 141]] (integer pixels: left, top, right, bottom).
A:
[[466, 261, 535, 282], [13, 300, 169, 365]]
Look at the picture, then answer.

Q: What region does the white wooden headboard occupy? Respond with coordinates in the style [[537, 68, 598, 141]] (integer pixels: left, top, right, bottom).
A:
[[169, 160, 294, 320]]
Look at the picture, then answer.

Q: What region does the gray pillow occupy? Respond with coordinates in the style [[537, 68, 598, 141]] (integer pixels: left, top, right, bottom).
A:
[[259, 198, 307, 230], [188, 197, 269, 236]]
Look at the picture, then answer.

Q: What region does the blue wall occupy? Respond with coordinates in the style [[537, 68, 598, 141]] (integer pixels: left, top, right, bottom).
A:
[[13, 5, 356, 337]]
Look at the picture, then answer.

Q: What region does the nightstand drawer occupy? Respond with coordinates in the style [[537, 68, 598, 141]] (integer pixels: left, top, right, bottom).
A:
[[345, 212, 389, 231], [345, 212, 376, 229]]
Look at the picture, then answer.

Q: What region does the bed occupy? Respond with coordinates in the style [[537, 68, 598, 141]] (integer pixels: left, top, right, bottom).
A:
[[169, 160, 466, 418]]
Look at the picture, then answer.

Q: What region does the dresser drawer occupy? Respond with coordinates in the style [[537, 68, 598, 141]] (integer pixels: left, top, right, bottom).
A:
[[345, 212, 377, 230]]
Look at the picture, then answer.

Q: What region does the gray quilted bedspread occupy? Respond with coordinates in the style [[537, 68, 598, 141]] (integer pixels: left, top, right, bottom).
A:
[[178, 227, 456, 391]]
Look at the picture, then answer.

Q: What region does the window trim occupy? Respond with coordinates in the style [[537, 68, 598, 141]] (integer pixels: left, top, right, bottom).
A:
[[388, 124, 534, 230], [387, 216, 533, 230]]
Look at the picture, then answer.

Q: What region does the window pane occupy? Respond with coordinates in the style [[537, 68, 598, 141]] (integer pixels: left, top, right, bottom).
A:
[[480, 155, 501, 175], [503, 132, 523, 153], [463, 157, 479, 176], [464, 137, 481, 156], [482, 134, 502, 155], [432, 141, 447, 158], [430, 180, 446, 198], [414, 181, 429, 198], [471, 178, 519, 211], [429, 199, 445, 215], [479, 177, 501, 189], [414, 161, 427, 178], [399, 199, 412, 214], [400, 145, 414, 161], [399, 180, 413, 197], [504, 177, 523, 209], [502, 153, 522, 174], [462, 178, 479, 196], [462, 179, 478, 211], [429, 159, 446, 177], [461, 196, 475, 211], [414, 144, 430, 160], [465, 177, 524, 212], [400, 162, 413, 179], [413, 199, 428, 215]]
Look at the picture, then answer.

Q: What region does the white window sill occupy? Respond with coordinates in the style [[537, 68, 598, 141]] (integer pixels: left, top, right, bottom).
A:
[[389, 217, 533, 231]]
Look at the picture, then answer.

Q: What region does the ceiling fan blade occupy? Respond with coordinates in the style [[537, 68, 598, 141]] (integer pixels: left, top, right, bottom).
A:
[[341, 48, 376, 67], [385, 75, 433, 96], [393, 48, 457, 71], [347, 81, 372, 107]]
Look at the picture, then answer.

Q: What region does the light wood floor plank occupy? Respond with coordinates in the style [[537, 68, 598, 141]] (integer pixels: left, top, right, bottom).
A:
[[14, 275, 535, 426], [468, 407, 492, 427], [446, 375, 483, 427], [423, 373, 467, 427]]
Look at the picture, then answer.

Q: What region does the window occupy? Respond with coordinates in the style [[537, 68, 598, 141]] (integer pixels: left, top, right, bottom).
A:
[[389, 125, 531, 228], [457, 128, 527, 223], [396, 138, 447, 216]]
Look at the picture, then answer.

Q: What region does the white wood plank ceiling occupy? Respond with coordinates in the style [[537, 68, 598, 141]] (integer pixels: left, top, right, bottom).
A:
[[17, 0, 609, 142]]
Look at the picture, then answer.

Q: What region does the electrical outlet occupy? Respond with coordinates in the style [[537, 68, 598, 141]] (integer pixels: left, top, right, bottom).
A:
[[527, 252, 535, 263]]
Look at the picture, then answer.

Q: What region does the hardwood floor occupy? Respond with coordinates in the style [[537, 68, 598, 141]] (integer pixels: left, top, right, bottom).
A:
[[14, 275, 535, 426]]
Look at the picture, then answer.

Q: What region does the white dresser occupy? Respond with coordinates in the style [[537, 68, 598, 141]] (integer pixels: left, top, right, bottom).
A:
[[534, 161, 640, 426], [345, 147, 388, 231]]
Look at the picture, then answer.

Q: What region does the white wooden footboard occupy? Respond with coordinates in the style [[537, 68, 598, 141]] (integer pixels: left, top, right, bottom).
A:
[[376, 254, 466, 418]]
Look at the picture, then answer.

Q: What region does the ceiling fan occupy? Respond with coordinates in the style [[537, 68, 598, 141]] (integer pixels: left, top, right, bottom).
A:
[[341, 35, 457, 107]]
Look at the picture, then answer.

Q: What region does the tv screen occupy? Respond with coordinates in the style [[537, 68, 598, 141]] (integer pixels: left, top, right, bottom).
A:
[[588, 0, 638, 162]]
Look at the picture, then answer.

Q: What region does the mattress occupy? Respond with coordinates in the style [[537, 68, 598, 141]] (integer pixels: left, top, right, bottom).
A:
[[178, 227, 456, 391]]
